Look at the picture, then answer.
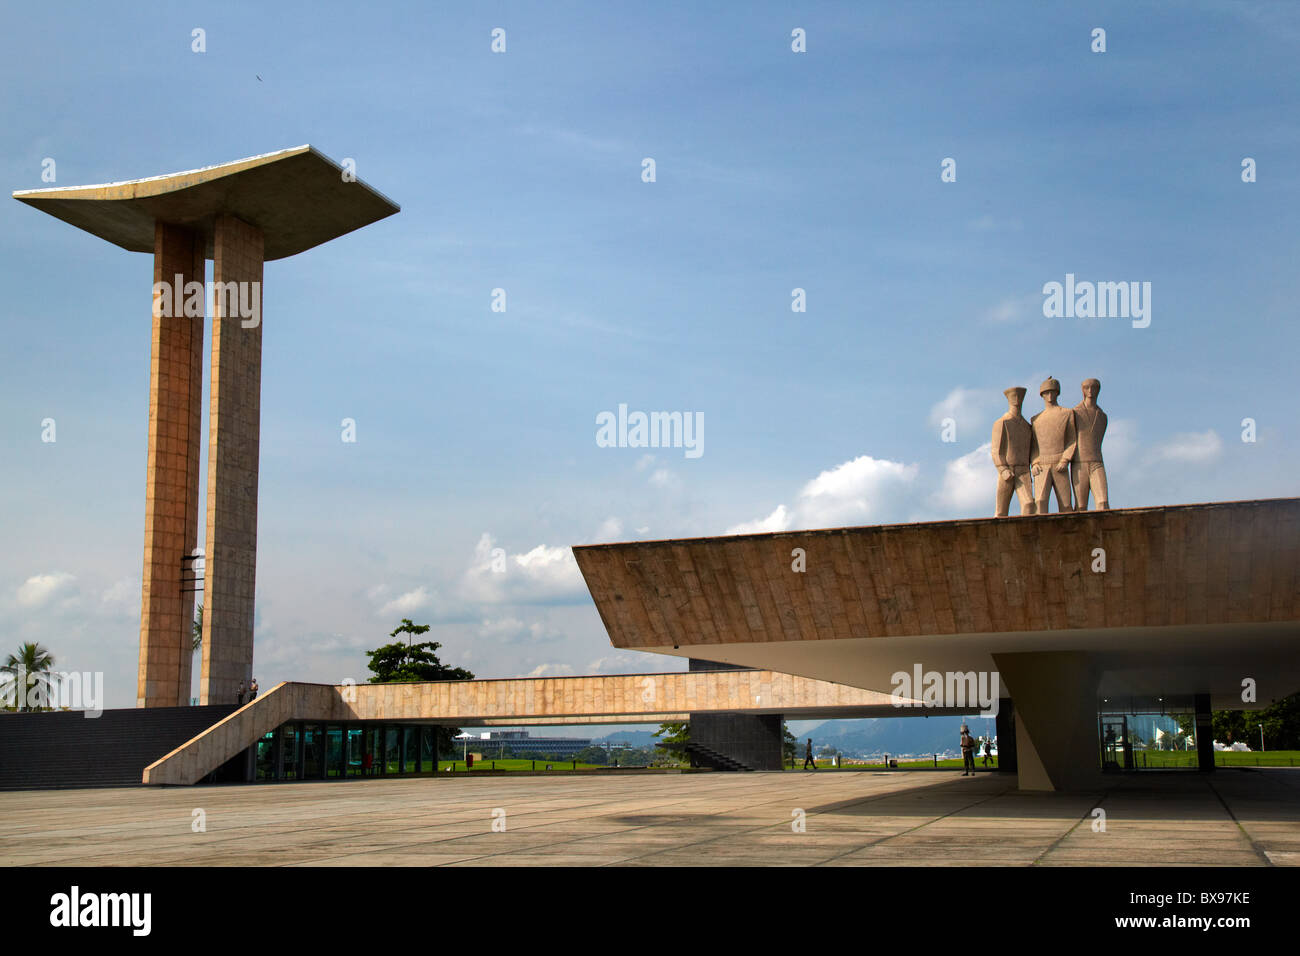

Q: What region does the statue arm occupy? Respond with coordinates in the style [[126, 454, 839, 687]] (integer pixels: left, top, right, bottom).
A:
[[1060, 412, 1077, 465], [991, 422, 1007, 468]]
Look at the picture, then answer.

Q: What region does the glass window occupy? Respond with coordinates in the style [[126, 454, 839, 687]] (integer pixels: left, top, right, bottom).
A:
[[346, 728, 365, 777], [385, 727, 399, 774], [281, 724, 298, 780], [402, 726, 416, 773], [302, 724, 322, 779], [326, 725, 344, 778], [255, 730, 275, 781], [421, 727, 436, 773]]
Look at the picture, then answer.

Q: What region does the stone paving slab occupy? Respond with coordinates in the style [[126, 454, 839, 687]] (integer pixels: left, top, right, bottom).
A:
[[0, 768, 1295, 867]]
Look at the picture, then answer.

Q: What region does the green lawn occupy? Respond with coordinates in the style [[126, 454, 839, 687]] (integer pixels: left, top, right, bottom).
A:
[[784, 751, 1300, 772], [435, 759, 606, 772], [1126, 749, 1300, 769]]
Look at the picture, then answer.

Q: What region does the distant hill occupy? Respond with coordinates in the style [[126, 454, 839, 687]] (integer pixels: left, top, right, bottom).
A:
[[798, 716, 997, 757], [592, 729, 661, 748]]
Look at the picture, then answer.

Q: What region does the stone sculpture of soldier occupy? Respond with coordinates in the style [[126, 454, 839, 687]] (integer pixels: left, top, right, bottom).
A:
[[1071, 377, 1109, 510], [991, 386, 1035, 517], [1030, 377, 1076, 513]]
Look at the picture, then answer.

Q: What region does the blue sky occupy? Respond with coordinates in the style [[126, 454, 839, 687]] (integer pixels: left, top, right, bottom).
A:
[[2, 2, 1297, 723]]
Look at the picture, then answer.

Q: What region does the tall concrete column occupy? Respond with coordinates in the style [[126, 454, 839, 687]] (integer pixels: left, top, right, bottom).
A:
[[200, 215, 264, 705], [1194, 693, 1215, 773], [993, 651, 1102, 791], [137, 223, 205, 707]]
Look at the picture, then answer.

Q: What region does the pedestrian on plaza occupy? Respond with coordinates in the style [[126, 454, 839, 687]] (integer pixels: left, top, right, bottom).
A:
[[803, 739, 817, 770], [960, 725, 976, 775], [249, 677, 259, 700], [236, 681, 246, 705], [982, 738, 993, 767]]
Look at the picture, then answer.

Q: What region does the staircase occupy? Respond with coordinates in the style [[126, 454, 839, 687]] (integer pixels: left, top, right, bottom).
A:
[[0, 705, 237, 790], [684, 742, 753, 772]]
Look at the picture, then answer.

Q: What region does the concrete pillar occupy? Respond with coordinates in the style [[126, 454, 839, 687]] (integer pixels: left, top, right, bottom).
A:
[[1194, 693, 1215, 772], [992, 651, 1102, 791], [137, 223, 205, 707], [994, 697, 1017, 773], [200, 215, 264, 704]]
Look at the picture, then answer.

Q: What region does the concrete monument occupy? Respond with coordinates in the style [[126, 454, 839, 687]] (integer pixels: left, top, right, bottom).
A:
[[1071, 378, 1108, 510], [1030, 377, 1076, 513], [991, 386, 1035, 517], [14, 146, 399, 706]]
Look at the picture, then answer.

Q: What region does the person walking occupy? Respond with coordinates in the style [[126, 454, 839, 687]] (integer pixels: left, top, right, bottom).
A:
[[803, 739, 817, 771], [982, 738, 993, 767], [960, 725, 976, 776], [249, 677, 259, 700], [236, 680, 246, 706]]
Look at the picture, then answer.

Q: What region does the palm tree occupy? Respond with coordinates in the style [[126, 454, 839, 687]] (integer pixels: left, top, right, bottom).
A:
[[2, 642, 55, 712], [192, 604, 203, 652]]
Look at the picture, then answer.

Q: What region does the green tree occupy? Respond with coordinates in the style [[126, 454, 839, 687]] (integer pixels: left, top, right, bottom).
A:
[[1175, 693, 1300, 750], [2, 642, 55, 712], [365, 619, 474, 756], [192, 603, 203, 652], [654, 721, 690, 765], [365, 619, 474, 683], [782, 722, 797, 764], [573, 745, 610, 765]]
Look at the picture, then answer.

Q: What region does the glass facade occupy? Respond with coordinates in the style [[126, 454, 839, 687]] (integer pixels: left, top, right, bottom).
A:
[[244, 721, 448, 783]]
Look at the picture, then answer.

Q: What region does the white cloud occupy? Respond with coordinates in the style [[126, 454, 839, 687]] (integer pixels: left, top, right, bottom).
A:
[[983, 294, 1040, 324], [524, 662, 574, 678], [726, 505, 790, 536], [586, 651, 670, 675], [635, 454, 656, 472], [379, 586, 431, 617], [462, 533, 587, 605], [593, 516, 623, 542], [648, 468, 681, 490], [727, 455, 920, 534], [933, 443, 993, 515], [1151, 430, 1223, 464], [478, 616, 561, 644], [1104, 418, 1138, 473], [16, 572, 75, 608], [793, 456, 920, 529], [99, 577, 138, 616], [928, 386, 990, 437]]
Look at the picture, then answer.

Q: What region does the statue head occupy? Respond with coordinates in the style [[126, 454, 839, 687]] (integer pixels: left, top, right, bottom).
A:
[[1003, 386, 1027, 413], [1081, 378, 1101, 402], [1039, 377, 1061, 405]]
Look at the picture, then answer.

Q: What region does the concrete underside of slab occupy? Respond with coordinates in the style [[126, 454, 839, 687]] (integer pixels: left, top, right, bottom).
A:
[[12, 145, 399, 260]]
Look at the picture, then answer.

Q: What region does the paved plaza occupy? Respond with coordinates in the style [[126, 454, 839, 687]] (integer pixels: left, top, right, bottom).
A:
[[1, 769, 1296, 867]]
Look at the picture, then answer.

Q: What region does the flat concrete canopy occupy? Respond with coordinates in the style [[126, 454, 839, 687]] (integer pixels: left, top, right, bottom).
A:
[[12, 145, 399, 260], [144, 670, 923, 785], [573, 499, 1300, 712]]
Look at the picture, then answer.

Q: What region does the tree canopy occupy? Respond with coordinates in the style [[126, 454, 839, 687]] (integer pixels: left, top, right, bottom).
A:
[[365, 619, 474, 684]]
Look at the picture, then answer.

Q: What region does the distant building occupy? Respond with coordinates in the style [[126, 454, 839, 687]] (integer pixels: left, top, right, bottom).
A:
[[457, 730, 592, 757]]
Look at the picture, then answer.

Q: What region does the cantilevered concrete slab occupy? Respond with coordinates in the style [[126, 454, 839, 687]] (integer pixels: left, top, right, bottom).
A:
[[574, 499, 1300, 790], [12, 145, 399, 260]]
